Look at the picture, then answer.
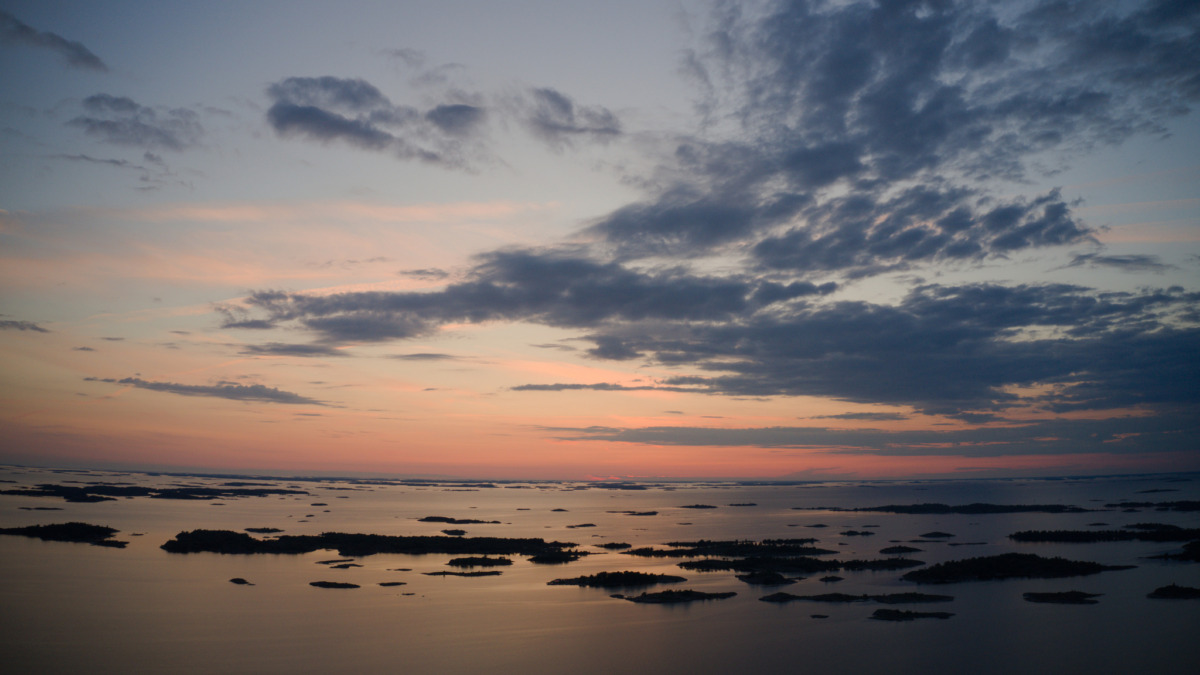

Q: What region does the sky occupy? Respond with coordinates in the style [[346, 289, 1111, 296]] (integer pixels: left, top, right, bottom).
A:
[[1, 0, 1198, 480]]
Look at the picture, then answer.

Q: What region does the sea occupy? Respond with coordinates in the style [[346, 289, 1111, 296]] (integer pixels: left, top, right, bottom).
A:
[[1, 465, 1197, 674]]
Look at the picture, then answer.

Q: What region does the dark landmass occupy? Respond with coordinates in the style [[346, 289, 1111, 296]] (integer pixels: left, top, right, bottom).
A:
[[310, 581, 359, 588], [624, 539, 833, 559], [442, 529, 466, 536], [871, 609, 954, 621], [799, 503, 1089, 514], [1104, 501, 1200, 512], [1147, 584, 1200, 599], [229, 578, 253, 585], [379, 581, 407, 587], [902, 553, 1134, 584], [317, 558, 355, 565], [735, 571, 796, 586], [245, 527, 283, 534], [418, 516, 500, 524], [447, 556, 513, 568], [680, 504, 717, 509], [566, 523, 596, 528], [840, 530, 874, 536], [548, 571, 687, 588], [0, 483, 307, 502], [919, 532, 955, 539], [161, 529, 578, 559], [760, 592, 953, 604], [607, 510, 658, 516], [1023, 591, 1101, 604], [881, 546, 923, 554], [423, 570, 503, 577], [820, 576, 844, 583], [1010, 524, 1200, 543], [528, 550, 588, 564], [551, 508, 568, 512], [0, 522, 127, 548], [811, 614, 829, 619], [596, 542, 632, 550], [18, 507, 63, 511], [619, 589, 737, 604], [679, 556, 922, 574], [729, 503, 757, 507], [1149, 540, 1200, 562], [329, 563, 362, 569], [1135, 489, 1179, 494]]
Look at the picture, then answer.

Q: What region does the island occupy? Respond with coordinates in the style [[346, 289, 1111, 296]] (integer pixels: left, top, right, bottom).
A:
[[0, 522, 127, 548], [1022, 591, 1101, 604], [160, 529, 579, 560], [417, 516, 500, 525], [616, 589, 737, 604], [760, 592, 953, 604], [1009, 524, 1200, 543], [548, 571, 687, 588], [309, 581, 359, 589], [447, 556, 513, 568], [423, 570, 503, 577], [1147, 584, 1200, 599], [798, 503, 1089, 514], [870, 609, 954, 621], [0, 482, 308, 502], [901, 553, 1134, 584]]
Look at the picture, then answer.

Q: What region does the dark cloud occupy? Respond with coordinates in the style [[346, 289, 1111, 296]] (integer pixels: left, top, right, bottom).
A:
[[85, 377, 325, 406], [1062, 253, 1176, 273], [68, 94, 202, 151], [389, 353, 459, 361], [547, 413, 1199, 457], [221, 1, 1199, 455], [426, 104, 485, 136], [522, 87, 621, 149], [0, 10, 107, 70], [585, 0, 1195, 267], [241, 343, 346, 357], [264, 76, 488, 168], [0, 320, 49, 332], [73, 346, 95, 352], [815, 412, 908, 422], [399, 267, 450, 280]]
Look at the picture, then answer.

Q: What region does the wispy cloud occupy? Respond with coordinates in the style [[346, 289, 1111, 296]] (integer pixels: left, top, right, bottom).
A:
[[86, 377, 326, 405], [0, 10, 107, 71]]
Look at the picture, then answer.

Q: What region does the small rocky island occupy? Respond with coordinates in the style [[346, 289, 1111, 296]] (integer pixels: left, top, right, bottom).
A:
[[870, 609, 954, 621], [616, 589, 737, 604], [1147, 584, 1200, 599], [1022, 591, 1102, 604], [901, 553, 1134, 584], [760, 592, 953, 604], [548, 571, 687, 588], [0, 522, 127, 548]]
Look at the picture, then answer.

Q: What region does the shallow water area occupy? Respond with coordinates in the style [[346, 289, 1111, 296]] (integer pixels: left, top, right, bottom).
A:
[[1, 467, 1198, 674]]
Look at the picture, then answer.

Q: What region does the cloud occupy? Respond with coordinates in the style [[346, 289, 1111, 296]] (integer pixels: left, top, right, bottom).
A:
[[265, 76, 489, 168], [0, 10, 107, 70], [240, 343, 347, 357], [223, 1, 1200, 442], [86, 377, 325, 405], [68, 94, 203, 151], [1062, 252, 1177, 273], [583, 0, 1196, 267], [546, 413, 1199, 457], [389, 353, 459, 361], [814, 412, 909, 422], [0, 319, 49, 332], [521, 87, 621, 149]]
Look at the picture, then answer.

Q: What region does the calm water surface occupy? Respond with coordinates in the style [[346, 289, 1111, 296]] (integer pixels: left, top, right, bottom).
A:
[[1, 467, 1197, 674]]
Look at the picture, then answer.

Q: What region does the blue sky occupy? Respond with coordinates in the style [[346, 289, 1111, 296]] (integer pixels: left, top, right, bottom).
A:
[[1, 0, 1197, 479]]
